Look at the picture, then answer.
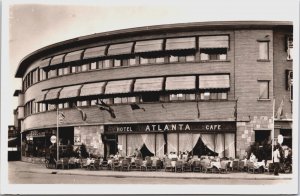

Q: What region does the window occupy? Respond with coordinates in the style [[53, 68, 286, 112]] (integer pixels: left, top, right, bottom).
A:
[[140, 93, 160, 103], [186, 55, 195, 62], [286, 35, 293, 60], [200, 48, 227, 61], [129, 58, 136, 66], [48, 104, 56, 111], [98, 61, 103, 69], [71, 66, 77, 73], [103, 59, 112, 68], [114, 97, 122, 104], [58, 68, 64, 76], [156, 57, 165, 63], [114, 59, 121, 67], [200, 92, 228, 100], [91, 100, 97, 106], [140, 57, 149, 64], [169, 55, 179, 63], [64, 66, 70, 75], [63, 102, 69, 108], [90, 62, 97, 70], [58, 103, 63, 109], [290, 84, 293, 101], [258, 42, 269, 60], [39, 69, 46, 81], [102, 98, 113, 105], [81, 64, 88, 72], [258, 81, 269, 99], [128, 97, 137, 103], [48, 69, 57, 78]]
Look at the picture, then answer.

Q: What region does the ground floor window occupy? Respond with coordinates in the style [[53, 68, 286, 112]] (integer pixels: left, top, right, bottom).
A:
[[113, 132, 235, 159]]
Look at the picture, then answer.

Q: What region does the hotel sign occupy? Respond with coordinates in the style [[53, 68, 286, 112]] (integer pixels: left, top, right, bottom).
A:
[[106, 122, 236, 133]]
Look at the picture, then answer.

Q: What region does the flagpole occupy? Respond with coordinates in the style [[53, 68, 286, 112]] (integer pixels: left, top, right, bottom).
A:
[[57, 106, 59, 161], [271, 98, 275, 161]]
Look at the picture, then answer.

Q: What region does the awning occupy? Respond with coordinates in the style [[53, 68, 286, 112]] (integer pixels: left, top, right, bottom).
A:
[[135, 39, 164, 53], [83, 46, 106, 60], [165, 76, 196, 90], [45, 88, 62, 101], [80, 82, 106, 97], [50, 54, 65, 66], [105, 80, 133, 94], [64, 50, 84, 63], [35, 92, 47, 103], [199, 75, 230, 89], [39, 58, 51, 69], [134, 77, 164, 92], [199, 35, 229, 49], [107, 42, 134, 56], [165, 37, 196, 51], [59, 85, 82, 99]]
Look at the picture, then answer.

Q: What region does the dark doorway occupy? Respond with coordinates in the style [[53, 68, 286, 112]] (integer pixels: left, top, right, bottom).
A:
[[59, 127, 74, 145], [192, 137, 218, 157], [140, 144, 154, 159], [255, 130, 270, 145]]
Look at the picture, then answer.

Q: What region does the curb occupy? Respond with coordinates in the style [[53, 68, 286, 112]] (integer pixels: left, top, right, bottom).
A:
[[22, 169, 293, 181]]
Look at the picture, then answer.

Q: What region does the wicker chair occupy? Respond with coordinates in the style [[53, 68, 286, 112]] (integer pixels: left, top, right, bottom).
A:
[[220, 161, 229, 173], [193, 160, 202, 172], [152, 159, 162, 171], [238, 160, 245, 172], [90, 159, 100, 170], [112, 160, 121, 171], [100, 160, 109, 170], [134, 159, 143, 171], [141, 159, 152, 171], [175, 160, 184, 172], [201, 159, 213, 173], [164, 159, 173, 172], [121, 159, 130, 171], [62, 158, 69, 169], [68, 157, 76, 169], [184, 161, 192, 172], [231, 160, 239, 172]]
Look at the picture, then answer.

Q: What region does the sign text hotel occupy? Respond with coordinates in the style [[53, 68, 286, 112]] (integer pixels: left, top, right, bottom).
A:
[[106, 122, 236, 133]]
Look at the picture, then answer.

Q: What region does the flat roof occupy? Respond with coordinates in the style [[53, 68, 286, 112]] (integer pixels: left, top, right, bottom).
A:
[[15, 21, 292, 78]]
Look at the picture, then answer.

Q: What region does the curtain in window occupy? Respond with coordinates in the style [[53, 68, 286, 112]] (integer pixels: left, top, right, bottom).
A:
[[192, 134, 201, 149], [117, 134, 127, 156], [127, 134, 144, 156], [141, 134, 155, 154], [225, 133, 235, 158], [156, 134, 165, 158], [179, 133, 193, 152], [167, 133, 178, 154], [215, 134, 225, 157], [201, 134, 215, 152]]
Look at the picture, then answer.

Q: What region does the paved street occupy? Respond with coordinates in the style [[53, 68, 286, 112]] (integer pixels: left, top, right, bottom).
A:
[[8, 161, 293, 184]]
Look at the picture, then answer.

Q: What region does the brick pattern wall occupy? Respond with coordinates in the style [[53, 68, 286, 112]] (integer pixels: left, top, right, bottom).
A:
[[23, 101, 236, 131], [236, 115, 273, 158], [273, 29, 293, 119], [234, 30, 273, 121]]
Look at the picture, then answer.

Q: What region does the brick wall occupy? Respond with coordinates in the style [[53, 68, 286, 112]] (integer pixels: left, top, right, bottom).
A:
[[273, 29, 293, 119], [234, 30, 273, 121]]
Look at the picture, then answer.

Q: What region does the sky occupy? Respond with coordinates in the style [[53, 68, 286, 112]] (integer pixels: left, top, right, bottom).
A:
[[5, 0, 297, 125]]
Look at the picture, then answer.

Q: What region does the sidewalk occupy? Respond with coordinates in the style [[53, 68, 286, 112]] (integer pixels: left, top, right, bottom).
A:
[[9, 161, 292, 180]]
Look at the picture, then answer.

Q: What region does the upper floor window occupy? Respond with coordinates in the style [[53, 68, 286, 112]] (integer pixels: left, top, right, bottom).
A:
[[258, 81, 269, 99], [48, 69, 57, 78], [199, 35, 229, 61], [81, 64, 88, 72], [90, 62, 97, 70], [103, 59, 113, 68], [200, 92, 227, 100], [286, 35, 293, 60], [258, 41, 269, 60]]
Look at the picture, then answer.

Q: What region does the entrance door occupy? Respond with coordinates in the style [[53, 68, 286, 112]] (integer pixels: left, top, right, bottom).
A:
[[255, 130, 270, 145]]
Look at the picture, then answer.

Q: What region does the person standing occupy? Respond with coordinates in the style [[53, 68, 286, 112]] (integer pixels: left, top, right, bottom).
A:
[[273, 146, 281, 176]]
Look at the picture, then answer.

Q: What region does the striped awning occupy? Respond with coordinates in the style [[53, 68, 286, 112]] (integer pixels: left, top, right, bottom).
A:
[[35, 92, 47, 103], [199, 35, 229, 49], [50, 54, 65, 66], [83, 46, 106, 60], [165, 76, 196, 90], [199, 75, 230, 89], [107, 42, 134, 56], [39, 58, 51, 69], [59, 85, 82, 99], [134, 77, 164, 92], [135, 39, 164, 53], [80, 82, 106, 97], [105, 80, 133, 94], [165, 37, 196, 51], [64, 50, 84, 63], [45, 88, 62, 101]]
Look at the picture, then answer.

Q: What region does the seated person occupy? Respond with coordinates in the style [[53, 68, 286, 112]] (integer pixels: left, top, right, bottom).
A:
[[249, 153, 257, 162], [114, 152, 120, 159], [168, 152, 178, 160]]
